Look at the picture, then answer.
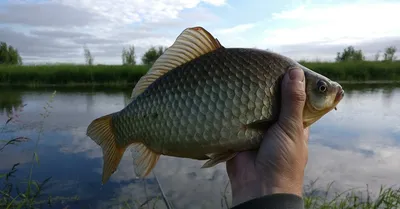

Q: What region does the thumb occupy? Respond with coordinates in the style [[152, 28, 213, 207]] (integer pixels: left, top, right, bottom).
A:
[[279, 67, 307, 131]]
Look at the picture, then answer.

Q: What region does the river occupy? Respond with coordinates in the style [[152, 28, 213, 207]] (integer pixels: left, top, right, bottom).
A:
[[0, 83, 399, 209]]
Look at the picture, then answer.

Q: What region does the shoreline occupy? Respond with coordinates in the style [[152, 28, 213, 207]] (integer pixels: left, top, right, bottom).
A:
[[1, 62, 400, 87], [337, 80, 400, 84], [0, 80, 399, 88], [0, 83, 137, 88]]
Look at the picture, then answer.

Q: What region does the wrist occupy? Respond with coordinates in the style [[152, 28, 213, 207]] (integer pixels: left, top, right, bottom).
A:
[[230, 175, 304, 207]]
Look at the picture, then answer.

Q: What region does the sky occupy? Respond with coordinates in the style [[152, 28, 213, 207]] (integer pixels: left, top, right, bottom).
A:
[[1, 0, 400, 65]]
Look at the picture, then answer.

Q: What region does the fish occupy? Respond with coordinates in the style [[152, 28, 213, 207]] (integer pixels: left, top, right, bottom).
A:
[[86, 26, 345, 184]]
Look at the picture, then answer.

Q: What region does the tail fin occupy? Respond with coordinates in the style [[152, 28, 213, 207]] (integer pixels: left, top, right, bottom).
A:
[[86, 112, 126, 184], [87, 112, 161, 184]]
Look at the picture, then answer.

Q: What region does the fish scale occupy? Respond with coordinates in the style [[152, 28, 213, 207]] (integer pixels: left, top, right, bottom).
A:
[[115, 48, 284, 155], [86, 26, 344, 184]]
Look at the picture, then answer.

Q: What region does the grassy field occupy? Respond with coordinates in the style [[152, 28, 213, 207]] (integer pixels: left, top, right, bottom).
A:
[[0, 61, 399, 87], [0, 64, 149, 87], [300, 61, 400, 83]]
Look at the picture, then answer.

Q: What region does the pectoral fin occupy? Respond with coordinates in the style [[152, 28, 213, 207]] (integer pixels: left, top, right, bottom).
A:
[[201, 152, 238, 168]]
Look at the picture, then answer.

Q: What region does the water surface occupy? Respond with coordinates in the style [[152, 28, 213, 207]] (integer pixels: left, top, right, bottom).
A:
[[1, 84, 399, 209]]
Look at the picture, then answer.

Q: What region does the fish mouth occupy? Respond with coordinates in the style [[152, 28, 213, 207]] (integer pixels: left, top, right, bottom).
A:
[[333, 87, 345, 110], [335, 88, 345, 102]]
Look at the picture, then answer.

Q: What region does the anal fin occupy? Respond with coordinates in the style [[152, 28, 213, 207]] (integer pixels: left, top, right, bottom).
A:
[[201, 152, 238, 168], [130, 143, 160, 178]]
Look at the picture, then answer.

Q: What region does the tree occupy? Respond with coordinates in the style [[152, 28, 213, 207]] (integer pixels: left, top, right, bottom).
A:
[[383, 46, 397, 61], [83, 45, 94, 65], [0, 42, 23, 65], [141, 46, 167, 66], [122, 45, 136, 65], [374, 51, 381, 61], [335, 46, 365, 62]]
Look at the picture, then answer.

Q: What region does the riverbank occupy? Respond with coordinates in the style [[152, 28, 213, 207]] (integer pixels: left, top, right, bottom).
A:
[[301, 61, 400, 82], [0, 64, 147, 87], [338, 80, 400, 84], [0, 61, 399, 86]]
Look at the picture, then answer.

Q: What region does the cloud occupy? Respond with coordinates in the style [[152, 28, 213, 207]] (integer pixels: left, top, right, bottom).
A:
[[216, 23, 256, 35], [0, 2, 106, 27], [30, 30, 93, 39], [264, 1, 400, 61], [56, 0, 225, 25], [273, 36, 400, 61], [0, 27, 81, 60], [0, 0, 226, 64], [1, 0, 400, 64], [203, 0, 227, 6]]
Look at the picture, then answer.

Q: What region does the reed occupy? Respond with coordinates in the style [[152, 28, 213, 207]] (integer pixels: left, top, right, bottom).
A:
[[1, 61, 399, 87]]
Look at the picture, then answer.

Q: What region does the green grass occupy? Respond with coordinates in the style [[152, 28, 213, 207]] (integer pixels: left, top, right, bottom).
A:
[[302, 179, 400, 209], [219, 179, 400, 209], [0, 64, 149, 87], [304, 186, 400, 209], [300, 61, 400, 82], [1, 61, 400, 86]]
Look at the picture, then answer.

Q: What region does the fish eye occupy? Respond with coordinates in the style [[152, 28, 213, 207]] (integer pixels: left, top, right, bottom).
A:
[[317, 80, 327, 93]]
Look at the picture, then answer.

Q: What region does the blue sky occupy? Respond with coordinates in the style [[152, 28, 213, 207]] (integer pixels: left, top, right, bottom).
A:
[[0, 0, 399, 64]]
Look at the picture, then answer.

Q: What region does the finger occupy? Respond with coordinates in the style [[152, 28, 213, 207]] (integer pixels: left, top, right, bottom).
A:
[[278, 67, 307, 132]]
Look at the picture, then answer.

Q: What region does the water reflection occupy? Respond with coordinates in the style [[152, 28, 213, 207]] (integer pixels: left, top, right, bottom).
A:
[[0, 84, 399, 208], [0, 89, 25, 115]]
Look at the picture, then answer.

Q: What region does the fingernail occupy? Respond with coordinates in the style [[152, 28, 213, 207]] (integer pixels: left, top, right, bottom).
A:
[[289, 68, 304, 82]]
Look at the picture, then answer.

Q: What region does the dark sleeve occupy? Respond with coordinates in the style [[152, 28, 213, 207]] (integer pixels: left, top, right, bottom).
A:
[[231, 193, 304, 209]]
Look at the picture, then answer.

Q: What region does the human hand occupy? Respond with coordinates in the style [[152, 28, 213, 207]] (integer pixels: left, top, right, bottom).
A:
[[226, 67, 310, 207]]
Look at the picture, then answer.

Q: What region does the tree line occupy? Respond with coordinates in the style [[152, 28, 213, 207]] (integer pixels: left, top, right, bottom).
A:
[[335, 46, 397, 62], [83, 45, 167, 66], [0, 40, 398, 66], [0, 42, 23, 65]]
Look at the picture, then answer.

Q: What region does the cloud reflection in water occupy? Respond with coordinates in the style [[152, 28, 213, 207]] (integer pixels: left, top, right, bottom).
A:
[[0, 85, 399, 208]]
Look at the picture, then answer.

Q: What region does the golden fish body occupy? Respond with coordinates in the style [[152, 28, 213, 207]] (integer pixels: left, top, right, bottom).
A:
[[87, 27, 344, 184], [117, 48, 286, 158]]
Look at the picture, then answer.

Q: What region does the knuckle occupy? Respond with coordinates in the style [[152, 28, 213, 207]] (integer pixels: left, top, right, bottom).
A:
[[290, 89, 306, 102]]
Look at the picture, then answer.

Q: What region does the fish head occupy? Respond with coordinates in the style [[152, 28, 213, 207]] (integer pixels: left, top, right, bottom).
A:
[[300, 65, 345, 127]]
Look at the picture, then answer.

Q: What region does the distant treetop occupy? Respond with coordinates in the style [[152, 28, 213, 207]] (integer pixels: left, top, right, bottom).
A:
[[0, 42, 23, 65]]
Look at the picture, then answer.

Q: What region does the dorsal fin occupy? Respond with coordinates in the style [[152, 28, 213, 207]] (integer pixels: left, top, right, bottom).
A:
[[131, 26, 223, 99]]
